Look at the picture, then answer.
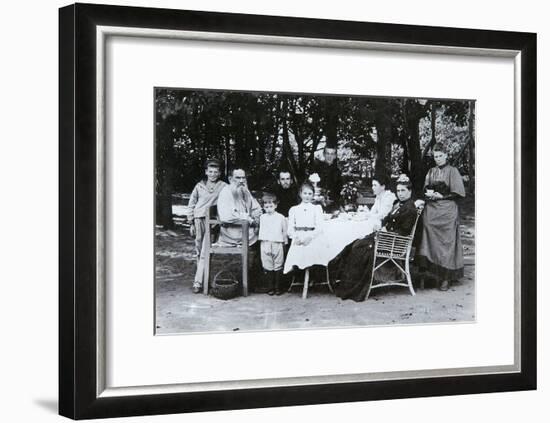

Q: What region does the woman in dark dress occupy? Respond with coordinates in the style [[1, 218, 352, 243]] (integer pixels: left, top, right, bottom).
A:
[[416, 143, 466, 291], [330, 180, 419, 302]]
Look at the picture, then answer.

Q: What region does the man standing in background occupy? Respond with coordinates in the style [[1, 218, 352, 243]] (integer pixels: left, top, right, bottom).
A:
[[309, 146, 343, 211], [270, 170, 298, 217]]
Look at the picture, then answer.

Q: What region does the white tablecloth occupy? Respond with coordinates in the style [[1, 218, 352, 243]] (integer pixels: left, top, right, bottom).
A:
[[283, 217, 379, 273]]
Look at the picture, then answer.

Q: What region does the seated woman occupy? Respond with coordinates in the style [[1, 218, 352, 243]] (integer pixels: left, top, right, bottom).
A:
[[330, 179, 418, 302], [416, 143, 466, 291], [367, 174, 397, 227]]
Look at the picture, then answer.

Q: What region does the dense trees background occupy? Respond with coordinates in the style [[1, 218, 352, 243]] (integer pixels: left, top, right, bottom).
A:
[[155, 89, 475, 228]]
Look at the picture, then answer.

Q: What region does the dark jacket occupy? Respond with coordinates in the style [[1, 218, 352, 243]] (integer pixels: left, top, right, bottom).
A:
[[381, 198, 418, 236], [309, 159, 343, 205], [270, 184, 299, 217]]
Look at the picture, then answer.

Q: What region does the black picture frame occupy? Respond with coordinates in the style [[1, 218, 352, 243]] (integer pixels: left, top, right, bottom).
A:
[[59, 2, 537, 420]]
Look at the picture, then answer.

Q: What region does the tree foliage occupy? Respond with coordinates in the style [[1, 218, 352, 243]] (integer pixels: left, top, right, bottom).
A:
[[155, 89, 474, 227]]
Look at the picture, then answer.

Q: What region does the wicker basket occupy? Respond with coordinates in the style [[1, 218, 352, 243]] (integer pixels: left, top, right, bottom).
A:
[[211, 270, 240, 300]]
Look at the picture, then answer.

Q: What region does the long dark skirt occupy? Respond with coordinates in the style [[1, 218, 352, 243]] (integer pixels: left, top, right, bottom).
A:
[[330, 233, 377, 302], [416, 199, 464, 280]]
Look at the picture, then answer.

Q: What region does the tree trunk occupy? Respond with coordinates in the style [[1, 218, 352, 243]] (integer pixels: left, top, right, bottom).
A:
[[307, 133, 322, 168], [468, 100, 475, 194], [401, 138, 409, 174], [254, 120, 265, 171], [269, 102, 279, 163], [324, 98, 338, 148], [453, 139, 470, 164], [422, 101, 438, 159], [403, 100, 425, 194], [374, 113, 391, 180], [430, 101, 437, 146], [156, 117, 175, 229], [289, 100, 306, 179], [281, 99, 299, 183], [158, 167, 175, 229], [223, 136, 230, 177], [244, 118, 255, 168], [234, 114, 246, 166]]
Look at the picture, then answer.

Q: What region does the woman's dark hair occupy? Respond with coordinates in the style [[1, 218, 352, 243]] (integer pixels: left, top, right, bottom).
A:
[[432, 142, 447, 154], [299, 182, 315, 193], [372, 174, 390, 188], [396, 180, 413, 192]]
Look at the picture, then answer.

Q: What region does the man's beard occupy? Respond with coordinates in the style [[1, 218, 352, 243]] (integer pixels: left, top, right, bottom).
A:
[[231, 183, 250, 201]]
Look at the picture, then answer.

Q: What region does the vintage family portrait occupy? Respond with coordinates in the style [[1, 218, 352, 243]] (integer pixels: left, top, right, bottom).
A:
[[57, 5, 536, 418], [154, 88, 476, 334]]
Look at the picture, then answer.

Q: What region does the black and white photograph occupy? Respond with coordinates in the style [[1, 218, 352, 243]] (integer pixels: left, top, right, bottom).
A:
[[1, 0, 544, 420], [154, 88, 476, 334]]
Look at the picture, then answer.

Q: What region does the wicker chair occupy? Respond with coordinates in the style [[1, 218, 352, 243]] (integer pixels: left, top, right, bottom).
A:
[[203, 206, 250, 296], [365, 207, 423, 300]]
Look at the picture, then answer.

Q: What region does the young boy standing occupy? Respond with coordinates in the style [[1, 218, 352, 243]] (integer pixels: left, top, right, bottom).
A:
[[187, 159, 227, 293], [258, 193, 288, 295]]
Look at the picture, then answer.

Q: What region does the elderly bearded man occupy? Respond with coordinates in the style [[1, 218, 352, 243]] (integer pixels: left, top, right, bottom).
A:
[[216, 168, 263, 245], [193, 168, 262, 293]]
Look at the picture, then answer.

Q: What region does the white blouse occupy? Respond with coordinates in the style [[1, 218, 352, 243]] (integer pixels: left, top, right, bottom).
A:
[[369, 190, 397, 221], [287, 202, 324, 240]]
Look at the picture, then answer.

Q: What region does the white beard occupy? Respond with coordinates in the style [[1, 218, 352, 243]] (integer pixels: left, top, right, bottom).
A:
[[231, 183, 250, 204]]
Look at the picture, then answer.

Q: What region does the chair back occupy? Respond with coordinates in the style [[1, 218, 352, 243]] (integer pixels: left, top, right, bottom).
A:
[[374, 206, 423, 258], [205, 205, 219, 225], [368, 204, 423, 298], [409, 207, 423, 238], [205, 205, 249, 247], [204, 205, 214, 239]]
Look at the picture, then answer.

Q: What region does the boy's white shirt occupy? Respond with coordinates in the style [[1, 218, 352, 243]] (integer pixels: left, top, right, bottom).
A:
[[259, 211, 288, 244]]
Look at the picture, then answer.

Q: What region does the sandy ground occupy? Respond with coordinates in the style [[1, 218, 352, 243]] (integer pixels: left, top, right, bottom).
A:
[[155, 271, 475, 334], [155, 197, 475, 334]]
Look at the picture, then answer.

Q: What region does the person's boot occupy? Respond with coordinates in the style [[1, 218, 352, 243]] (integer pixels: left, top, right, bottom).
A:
[[267, 271, 275, 295], [274, 270, 283, 295], [439, 279, 449, 291]]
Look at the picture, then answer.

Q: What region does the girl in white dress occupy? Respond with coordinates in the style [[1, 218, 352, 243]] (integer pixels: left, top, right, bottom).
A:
[[284, 182, 324, 274]]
